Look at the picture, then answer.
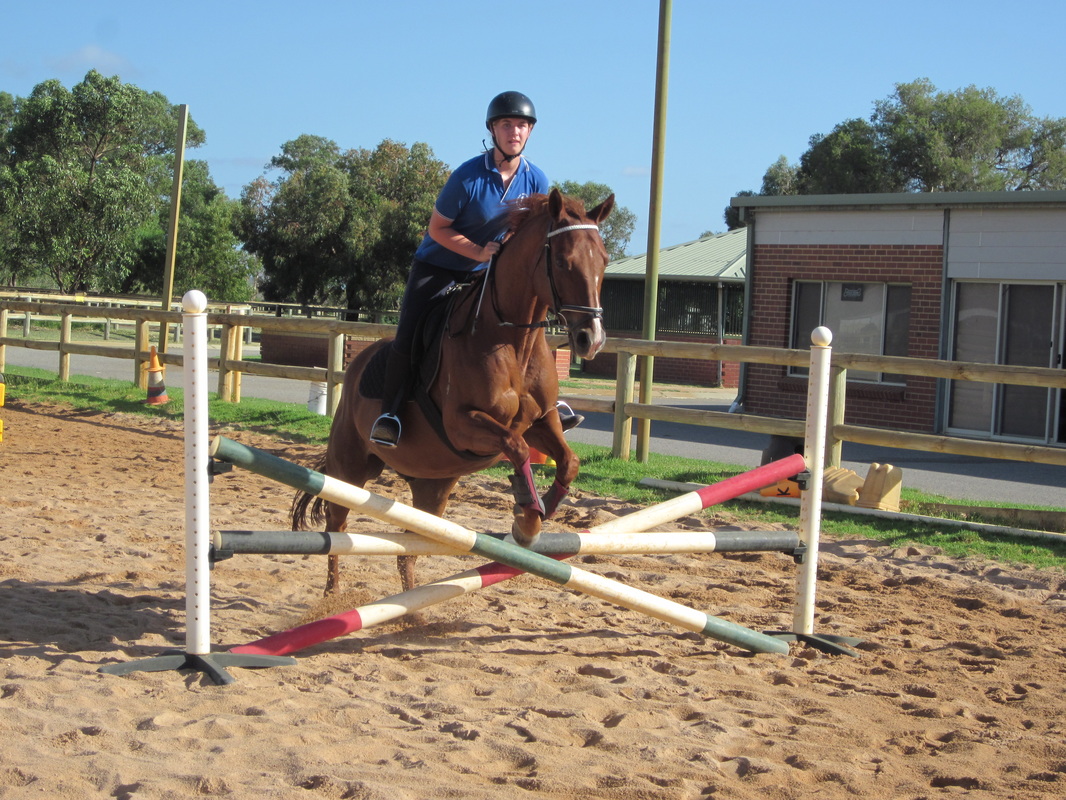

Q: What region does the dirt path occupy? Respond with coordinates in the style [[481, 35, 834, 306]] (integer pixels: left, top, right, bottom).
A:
[[2, 401, 1065, 799]]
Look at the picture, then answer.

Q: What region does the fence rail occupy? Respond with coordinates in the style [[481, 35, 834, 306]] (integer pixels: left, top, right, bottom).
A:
[[2, 298, 1065, 470]]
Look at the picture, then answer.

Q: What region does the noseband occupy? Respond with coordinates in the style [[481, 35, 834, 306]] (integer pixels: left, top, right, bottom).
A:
[[542, 223, 604, 327]]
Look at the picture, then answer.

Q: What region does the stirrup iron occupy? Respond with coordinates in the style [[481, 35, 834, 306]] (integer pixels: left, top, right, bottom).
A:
[[370, 413, 402, 447]]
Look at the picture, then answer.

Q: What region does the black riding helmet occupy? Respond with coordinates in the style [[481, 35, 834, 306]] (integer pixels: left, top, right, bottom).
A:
[[485, 91, 537, 129]]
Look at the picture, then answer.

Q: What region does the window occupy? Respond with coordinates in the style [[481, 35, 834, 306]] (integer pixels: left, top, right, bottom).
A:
[[601, 280, 744, 337], [947, 281, 1062, 444], [790, 281, 911, 383]]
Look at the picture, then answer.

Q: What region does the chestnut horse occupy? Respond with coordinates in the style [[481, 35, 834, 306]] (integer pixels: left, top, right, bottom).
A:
[[291, 189, 614, 594]]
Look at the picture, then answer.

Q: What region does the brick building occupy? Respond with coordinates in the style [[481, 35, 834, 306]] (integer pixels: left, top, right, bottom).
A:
[[731, 191, 1066, 446], [581, 229, 747, 387]]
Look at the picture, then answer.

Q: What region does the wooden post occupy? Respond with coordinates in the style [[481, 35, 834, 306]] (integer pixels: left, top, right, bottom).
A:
[[0, 307, 7, 371], [612, 350, 637, 459], [825, 365, 847, 468], [135, 318, 150, 389], [59, 312, 72, 381], [159, 104, 189, 354], [230, 310, 244, 403], [327, 331, 345, 416], [217, 320, 233, 401]]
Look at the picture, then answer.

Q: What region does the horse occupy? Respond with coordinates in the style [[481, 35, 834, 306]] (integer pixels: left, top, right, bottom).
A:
[[291, 188, 614, 596]]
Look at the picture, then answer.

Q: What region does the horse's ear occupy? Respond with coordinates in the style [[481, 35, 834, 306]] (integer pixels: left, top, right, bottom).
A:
[[589, 193, 615, 224], [548, 187, 564, 219]]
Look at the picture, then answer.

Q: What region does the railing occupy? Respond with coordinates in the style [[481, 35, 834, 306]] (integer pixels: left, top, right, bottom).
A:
[[2, 298, 1065, 470]]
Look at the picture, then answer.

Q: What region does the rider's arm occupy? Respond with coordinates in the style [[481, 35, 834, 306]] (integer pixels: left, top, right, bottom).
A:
[[428, 210, 500, 263]]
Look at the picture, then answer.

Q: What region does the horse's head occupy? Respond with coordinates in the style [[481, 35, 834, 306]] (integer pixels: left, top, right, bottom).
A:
[[538, 188, 614, 359]]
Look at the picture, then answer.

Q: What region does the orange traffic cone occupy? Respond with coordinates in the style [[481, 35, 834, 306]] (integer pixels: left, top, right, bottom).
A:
[[144, 346, 169, 405]]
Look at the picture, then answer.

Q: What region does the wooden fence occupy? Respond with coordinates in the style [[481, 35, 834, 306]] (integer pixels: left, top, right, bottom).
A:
[[2, 298, 1065, 470]]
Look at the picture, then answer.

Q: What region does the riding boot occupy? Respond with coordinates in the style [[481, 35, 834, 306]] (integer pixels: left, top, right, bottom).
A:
[[370, 351, 412, 447], [557, 400, 585, 432]]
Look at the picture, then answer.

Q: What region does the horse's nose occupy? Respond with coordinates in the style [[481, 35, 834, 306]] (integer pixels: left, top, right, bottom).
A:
[[572, 320, 605, 360]]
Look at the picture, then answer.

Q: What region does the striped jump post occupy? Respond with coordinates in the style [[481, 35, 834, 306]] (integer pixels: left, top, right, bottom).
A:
[[212, 528, 802, 559], [99, 290, 296, 684], [211, 435, 790, 655]]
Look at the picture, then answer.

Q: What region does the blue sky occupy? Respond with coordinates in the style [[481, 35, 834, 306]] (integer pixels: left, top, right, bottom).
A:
[[3, 0, 1064, 255]]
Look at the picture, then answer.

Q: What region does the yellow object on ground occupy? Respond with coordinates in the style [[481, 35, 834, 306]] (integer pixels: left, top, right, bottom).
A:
[[822, 466, 865, 505], [857, 463, 903, 511]]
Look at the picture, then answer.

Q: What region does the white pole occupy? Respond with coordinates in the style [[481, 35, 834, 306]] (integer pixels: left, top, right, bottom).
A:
[[182, 290, 211, 655], [794, 326, 832, 635]]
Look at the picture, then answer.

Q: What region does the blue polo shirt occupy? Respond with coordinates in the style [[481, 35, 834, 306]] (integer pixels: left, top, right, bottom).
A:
[[414, 152, 549, 272]]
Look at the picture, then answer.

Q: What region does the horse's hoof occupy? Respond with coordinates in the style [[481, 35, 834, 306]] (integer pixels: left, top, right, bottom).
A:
[[511, 519, 541, 548]]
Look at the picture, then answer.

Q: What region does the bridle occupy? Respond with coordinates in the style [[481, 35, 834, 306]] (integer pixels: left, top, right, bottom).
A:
[[476, 222, 603, 333], [542, 223, 604, 327]]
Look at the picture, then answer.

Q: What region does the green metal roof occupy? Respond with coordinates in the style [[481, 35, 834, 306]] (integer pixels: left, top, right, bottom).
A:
[[605, 229, 746, 283]]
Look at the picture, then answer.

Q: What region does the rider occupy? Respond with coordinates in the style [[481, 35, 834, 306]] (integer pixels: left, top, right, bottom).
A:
[[370, 91, 582, 447]]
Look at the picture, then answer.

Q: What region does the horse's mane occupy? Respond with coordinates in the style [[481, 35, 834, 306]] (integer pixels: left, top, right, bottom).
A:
[[503, 193, 552, 236]]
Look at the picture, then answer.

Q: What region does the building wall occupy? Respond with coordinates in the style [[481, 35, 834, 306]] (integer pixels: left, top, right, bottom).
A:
[[947, 208, 1066, 280], [581, 334, 743, 387], [744, 211, 945, 431]]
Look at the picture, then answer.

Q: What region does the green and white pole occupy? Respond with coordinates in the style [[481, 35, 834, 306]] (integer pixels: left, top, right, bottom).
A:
[[212, 435, 789, 655]]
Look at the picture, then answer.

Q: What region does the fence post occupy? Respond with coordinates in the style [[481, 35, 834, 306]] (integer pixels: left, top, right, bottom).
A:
[[59, 312, 73, 382], [217, 320, 234, 401], [825, 364, 846, 468], [135, 317, 150, 389], [230, 313, 244, 403], [327, 331, 345, 416], [612, 350, 637, 460], [0, 307, 7, 371]]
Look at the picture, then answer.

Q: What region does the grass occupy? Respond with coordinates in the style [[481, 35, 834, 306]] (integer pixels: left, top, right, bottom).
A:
[[4, 364, 1065, 570]]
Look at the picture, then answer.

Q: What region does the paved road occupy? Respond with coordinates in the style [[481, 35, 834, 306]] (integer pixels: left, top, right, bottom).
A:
[[4, 343, 1062, 507]]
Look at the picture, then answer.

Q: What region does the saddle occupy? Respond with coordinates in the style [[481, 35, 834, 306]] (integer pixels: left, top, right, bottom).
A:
[[358, 288, 483, 459]]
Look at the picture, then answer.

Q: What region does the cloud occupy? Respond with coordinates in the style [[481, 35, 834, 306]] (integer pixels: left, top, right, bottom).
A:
[[47, 45, 137, 78]]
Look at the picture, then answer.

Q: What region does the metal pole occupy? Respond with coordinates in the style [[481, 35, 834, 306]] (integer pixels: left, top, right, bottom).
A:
[[637, 0, 672, 462]]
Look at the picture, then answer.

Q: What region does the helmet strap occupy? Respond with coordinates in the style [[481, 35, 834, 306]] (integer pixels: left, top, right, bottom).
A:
[[484, 136, 524, 164]]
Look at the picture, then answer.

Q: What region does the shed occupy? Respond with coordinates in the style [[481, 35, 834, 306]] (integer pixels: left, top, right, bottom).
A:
[[731, 190, 1066, 447]]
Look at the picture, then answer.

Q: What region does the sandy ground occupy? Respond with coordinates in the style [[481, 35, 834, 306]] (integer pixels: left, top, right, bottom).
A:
[[2, 401, 1066, 799]]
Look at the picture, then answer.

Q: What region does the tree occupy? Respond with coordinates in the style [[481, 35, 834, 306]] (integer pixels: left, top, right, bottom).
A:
[[727, 79, 1066, 223], [874, 79, 1066, 191], [120, 160, 259, 301], [551, 180, 634, 260], [797, 118, 904, 194], [761, 156, 800, 196], [0, 71, 205, 292], [239, 136, 449, 314]]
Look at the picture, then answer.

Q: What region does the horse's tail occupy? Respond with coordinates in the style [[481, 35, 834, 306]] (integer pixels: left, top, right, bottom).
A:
[[290, 453, 329, 531]]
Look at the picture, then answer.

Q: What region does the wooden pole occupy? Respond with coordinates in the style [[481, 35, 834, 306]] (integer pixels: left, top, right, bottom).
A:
[[159, 104, 189, 354], [637, 0, 672, 462]]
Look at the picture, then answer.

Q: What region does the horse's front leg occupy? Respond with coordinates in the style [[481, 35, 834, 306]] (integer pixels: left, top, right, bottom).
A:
[[507, 411, 580, 546], [523, 409, 580, 519]]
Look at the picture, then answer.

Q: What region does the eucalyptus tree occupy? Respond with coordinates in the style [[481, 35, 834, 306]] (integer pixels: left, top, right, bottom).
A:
[[552, 179, 634, 260], [238, 136, 449, 315], [725, 79, 1066, 228], [121, 160, 259, 301], [0, 70, 203, 292]]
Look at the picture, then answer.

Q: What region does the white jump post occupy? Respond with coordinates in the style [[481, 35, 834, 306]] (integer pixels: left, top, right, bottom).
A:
[[98, 291, 296, 684], [794, 326, 832, 635]]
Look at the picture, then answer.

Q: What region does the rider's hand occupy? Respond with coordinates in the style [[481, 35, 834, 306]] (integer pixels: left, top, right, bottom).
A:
[[480, 241, 501, 260]]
